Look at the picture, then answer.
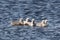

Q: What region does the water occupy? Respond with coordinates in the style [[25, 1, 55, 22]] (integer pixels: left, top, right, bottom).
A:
[[0, 0, 60, 40]]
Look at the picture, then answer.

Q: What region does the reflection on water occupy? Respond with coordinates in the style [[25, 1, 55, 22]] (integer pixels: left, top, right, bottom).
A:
[[0, 0, 60, 40]]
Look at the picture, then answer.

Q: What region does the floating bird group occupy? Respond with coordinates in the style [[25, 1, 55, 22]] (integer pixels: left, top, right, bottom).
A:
[[11, 18, 48, 27]]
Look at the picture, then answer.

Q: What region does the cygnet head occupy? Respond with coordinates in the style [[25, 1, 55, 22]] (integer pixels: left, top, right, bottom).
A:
[[41, 19, 48, 23], [31, 19, 35, 26], [32, 19, 35, 21], [26, 18, 29, 21], [19, 18, 23, 22], [32, 19, 35, 23], [43, 19, 48, 24], [44, 19, 48, 23]]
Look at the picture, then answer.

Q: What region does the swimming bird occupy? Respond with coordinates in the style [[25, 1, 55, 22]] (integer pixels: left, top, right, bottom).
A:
[[23, 18, 29, 25], [26, 19, 35, 26], [19, 18, 24, 25], [36, 19, 48, 27]]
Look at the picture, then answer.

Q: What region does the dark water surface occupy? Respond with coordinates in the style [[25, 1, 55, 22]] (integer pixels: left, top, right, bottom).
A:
[[0, 0, 60, 40]]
